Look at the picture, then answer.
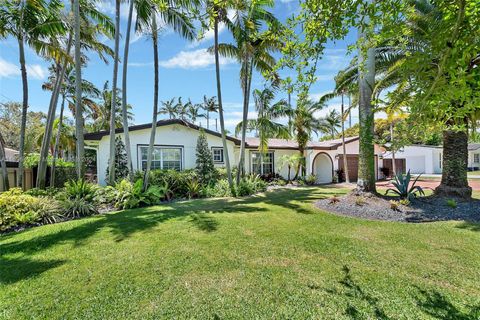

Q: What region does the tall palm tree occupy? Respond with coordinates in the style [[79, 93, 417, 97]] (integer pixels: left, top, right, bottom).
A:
[[216, 0, 281, 184], [319, 109, 341, 139], [175, 97, 188, 120], [202, 95, 218, 129], [108, 0, 122, 185], [187, 101, 204, 124], [1, 0, 65, 189], [236, 87, 291, 154], [209, 1, 233, 188], [122, 0, 136, 179], [137, 0, 196, 190], [159, 98, 178, 119]]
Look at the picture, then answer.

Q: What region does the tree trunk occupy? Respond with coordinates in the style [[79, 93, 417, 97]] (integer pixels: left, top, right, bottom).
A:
[[17, 28, 28, 189], [341, 94, 350, 183], [108, 0, 121, 185], [356, 10, 376, 194], [74, 0, 85, 180], [435, 129, 472, 198], [50, 93, 66, 187], [214, 15, 233, 189], [0, 132, 9, 191], [121, 0, 134, 180], [143, 13, 159, 191], [390, 122, 396, 176]]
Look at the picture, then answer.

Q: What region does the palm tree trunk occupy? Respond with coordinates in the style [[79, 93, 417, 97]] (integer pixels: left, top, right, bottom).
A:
[[341, 94, 350, 183], [390, 122, 396, 176], [356, 9, 376, 193], [213, 16, 233, 189], [17, 32, 28, 189], [143, 13, 159, 191], [74, 0, 85, 180], [121, 0, 134, 180], [0, 132, 9, 191], [50, 93, 66, 187], [108, 0, 121, 185], [435, 127, 472, 198]]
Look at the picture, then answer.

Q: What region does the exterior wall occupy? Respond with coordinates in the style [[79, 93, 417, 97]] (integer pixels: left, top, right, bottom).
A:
[[383, 146, 442, 174], [238, 148, 300, 179], [468, 150, 480, 169], [91, 124, 236, 185]]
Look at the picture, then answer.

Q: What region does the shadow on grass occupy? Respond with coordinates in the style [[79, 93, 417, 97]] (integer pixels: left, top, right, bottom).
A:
[[0, 257, 66, 285], [455, 222, 480, 232], [414, 287, 480, 319], [322, 265, 392, 319], [0, 187, 340, 284]]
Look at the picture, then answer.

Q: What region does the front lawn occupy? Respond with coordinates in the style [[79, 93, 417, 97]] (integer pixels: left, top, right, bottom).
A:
[[1, 187, 479, 319]]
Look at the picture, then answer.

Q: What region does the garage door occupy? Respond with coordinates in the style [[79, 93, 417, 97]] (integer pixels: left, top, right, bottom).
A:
[[383, 159, 406, 177], [338, 155, 378, 182]]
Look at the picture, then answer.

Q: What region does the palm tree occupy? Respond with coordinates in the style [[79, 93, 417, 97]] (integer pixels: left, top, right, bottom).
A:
[[186, 101, 204, 124], [319, 109, 341, 139], [216, 0, 281, 184], [202, 95, 218, 130], [122, 0, 136, 179], [1, 0, 65, 189], [209, 1, 233, 189], [159, 98, 178, 119], [175, 97, 188, 120], [108, 0, 122, 185], [0, 131, 9, 191], [279, 154, 301, 183], [236, 87, 291, 154], [137, 0, 196, 190]]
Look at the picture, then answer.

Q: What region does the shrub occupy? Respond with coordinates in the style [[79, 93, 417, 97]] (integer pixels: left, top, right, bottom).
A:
[[237, 175, 267, 197], [304, 174, 316, 185], [25, 187, 60, 198], [34, 200, 64, 224], [140, 169, 197, 199], [113, 179, 167, 209], [195, 130, 216, 184], [63, 197, 98, 218], [385, 170, 425, 200], [64, 179, 97, 201], [94, 186, 117, 206], [105, 136, 130, 183], [186, 179, 202, 199], [203, 179, 233, 198], [446, 199, 457, 209], [390, 200, 400, 211]]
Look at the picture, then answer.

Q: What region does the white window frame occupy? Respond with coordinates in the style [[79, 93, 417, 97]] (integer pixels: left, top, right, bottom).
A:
[[211, 147, 224, 164], [138, 145, 183, 171], [251, 151, 274, 175]]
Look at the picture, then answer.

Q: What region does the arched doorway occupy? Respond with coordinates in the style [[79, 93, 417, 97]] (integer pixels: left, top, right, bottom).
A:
[[312, 152, 333, 184]]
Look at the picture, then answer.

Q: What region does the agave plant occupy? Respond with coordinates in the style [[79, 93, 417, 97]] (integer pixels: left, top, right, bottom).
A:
[[386, 170, 425, 200]]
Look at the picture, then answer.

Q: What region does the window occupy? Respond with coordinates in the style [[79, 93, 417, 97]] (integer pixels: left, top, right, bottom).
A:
[[251, 152, 274, 175], [139, 146, 182, 171], [439, 152, 442, 169], [212, 147, 224, 163], [475, 153, 480, 163]]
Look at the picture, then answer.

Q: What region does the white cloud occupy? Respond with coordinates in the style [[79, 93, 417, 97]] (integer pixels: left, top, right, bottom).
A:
[[159, 48, 236, 69], [0, 58, 47, 80]]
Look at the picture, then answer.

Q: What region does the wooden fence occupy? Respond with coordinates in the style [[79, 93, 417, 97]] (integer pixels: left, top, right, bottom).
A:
[[0, 162, 34, 192]]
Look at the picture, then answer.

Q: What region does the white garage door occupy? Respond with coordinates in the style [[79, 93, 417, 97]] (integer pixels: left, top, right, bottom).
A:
[[407, 156, 426, 174]]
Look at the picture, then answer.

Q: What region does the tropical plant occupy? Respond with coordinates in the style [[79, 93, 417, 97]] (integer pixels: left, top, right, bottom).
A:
[[236, 87, 291, 154], [278, 153, 302, 182], [319, 109, 342, 139], [215, 0, 281, 184], [186, 179, 202, 199], [105, 136, 130, 183], [195, 130, 216, 184], [63, 197, 98, 218], [202, 95, 218, 130], [63, 179, 97, 201], [385, 170, 425, 200], [159, 98, 178, 119]]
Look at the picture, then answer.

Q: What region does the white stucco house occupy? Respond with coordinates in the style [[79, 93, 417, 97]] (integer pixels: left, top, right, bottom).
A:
[[468, 143, 480, 170], [84, 119, 386, 185]]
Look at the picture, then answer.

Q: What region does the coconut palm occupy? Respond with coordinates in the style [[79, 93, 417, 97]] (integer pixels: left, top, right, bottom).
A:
[[319, 109, 342, 139], [0, 0, 65, 189], [136, 0, 196, 190], [202, 95, 218, 130], [186, 101, 204, 124], [107, 0, 122, 185], [174, 97, 188, 120], [236, 87, 291, 154], [159, 98, 178, 119], [216, 0, 281, 184]]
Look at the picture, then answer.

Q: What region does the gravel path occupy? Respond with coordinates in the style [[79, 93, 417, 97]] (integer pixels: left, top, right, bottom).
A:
[[316, 194, 480, 223]]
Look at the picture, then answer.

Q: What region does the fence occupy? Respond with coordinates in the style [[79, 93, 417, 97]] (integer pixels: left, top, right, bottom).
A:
[[0, 162, 34, 192]]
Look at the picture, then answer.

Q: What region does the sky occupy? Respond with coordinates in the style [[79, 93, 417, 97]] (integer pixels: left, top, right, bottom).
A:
[[0, 0, 358, 137]]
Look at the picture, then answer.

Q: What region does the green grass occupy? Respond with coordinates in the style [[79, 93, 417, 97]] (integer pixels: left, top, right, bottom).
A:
[[468, 170, 480, 176], [1, 187, 479, 319]]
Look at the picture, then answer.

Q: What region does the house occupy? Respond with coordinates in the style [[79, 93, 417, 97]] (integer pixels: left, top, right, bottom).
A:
[[382, 143, 480, 175], [84, 119, 385, 185]]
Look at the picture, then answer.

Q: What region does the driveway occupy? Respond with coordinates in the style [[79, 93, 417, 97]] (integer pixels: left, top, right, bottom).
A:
[[377, 178, 480, 192]]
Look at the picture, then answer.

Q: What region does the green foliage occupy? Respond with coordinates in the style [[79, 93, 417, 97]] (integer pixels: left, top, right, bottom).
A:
[[23, 153, 75, 168], [64, 179, 97, 201], [105, 136, 130, 183], [112, 179, 167, 210], [446, 199, 457, 209], [389, 200, 400, 211], [203, 179, 233, 198], [304, 174, 316, 186], [195, 130, 216, 184], [186, 179, 202, 199], [63, 197, 98, 218], [386, 170, 425, 200], [237, 175, 267, 197], [25, 187, 60, 198], [136, 169, 198, 199]]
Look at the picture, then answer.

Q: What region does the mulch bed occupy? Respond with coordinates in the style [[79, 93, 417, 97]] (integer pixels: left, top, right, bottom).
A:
[[316, 193, 480, 223]]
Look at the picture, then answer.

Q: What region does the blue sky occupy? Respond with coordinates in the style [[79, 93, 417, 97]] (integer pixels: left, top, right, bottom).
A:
[[0, 0, 358, 136]]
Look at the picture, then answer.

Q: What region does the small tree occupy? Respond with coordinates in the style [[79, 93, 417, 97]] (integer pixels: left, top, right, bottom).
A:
[[195, 130, 215, 184], [279, 154, 302, 183], [105, 136, 129, 183]]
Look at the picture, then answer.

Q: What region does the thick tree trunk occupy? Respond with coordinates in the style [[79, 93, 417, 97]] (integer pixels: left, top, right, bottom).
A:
[[0, 132, 9, 191], [214, 16, 233, 189], [17, 32, 28, 189], [356, 14, 376, 193], [143, 14, 159, 191], [108, 0, 121, 185], [50, 94, 66, 187], [390, 123, 396, 176], [341, 94, 350, 183], [121, 0, 134, 180], [435, 129, 472, 198], [74, 0, 85, 180]]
